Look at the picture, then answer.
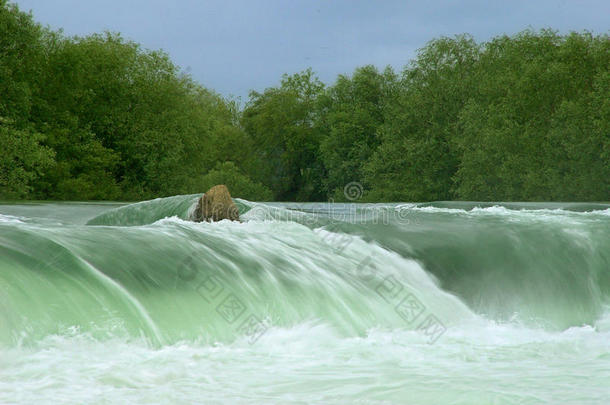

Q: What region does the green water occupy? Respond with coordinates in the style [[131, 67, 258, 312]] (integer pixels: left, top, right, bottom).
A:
[[1, 197, 609, 404]]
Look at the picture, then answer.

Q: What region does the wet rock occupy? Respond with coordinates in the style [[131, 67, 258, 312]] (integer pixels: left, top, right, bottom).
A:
[[192, 185, 240, 222]]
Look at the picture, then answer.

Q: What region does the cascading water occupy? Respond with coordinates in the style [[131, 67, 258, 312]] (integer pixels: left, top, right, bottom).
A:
[[1, 197, 609, 404]]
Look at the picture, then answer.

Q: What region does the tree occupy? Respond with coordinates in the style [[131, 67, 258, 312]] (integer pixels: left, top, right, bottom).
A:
[[242, 69, 325, 201], [452, 30, 610, 200], [197, 161, 272, 201], [28, 30, 256, 199], [0, 0, 45, 124], [364, 35, 480, 201], [318, 65, 398, 200], [0, 122, 54, 199], [0, 1, 55, 198], [2, 2, 608, 204]]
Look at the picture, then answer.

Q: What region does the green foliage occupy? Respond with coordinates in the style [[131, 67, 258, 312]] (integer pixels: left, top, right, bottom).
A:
[[362, 31, 608, 202], [33, 32, 248, 199], [318, 65, 398, 200], [0, 1, 45, 123], [0, 1, 607, 202], [197, 161, 273, 201], [242, 69, 325, 201], [365, 35, 480, 201], [452, 30, 610, 201], [1, 2, 260, 200], [0, 123, 54, 199], [0, 3, 54, 199]]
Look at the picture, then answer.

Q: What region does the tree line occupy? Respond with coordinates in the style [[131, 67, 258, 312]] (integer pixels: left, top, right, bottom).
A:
[[1, 1, 608, 202]]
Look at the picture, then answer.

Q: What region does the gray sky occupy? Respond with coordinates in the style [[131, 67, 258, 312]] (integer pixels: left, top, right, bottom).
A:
[[13, 0, 610, 100]]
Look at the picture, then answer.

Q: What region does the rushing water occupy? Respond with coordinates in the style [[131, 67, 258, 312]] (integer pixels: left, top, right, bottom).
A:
[[1, 197, 609, 404]]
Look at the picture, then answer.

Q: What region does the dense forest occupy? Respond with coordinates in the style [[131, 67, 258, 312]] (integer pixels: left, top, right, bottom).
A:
[[1, 1, 608, 202]]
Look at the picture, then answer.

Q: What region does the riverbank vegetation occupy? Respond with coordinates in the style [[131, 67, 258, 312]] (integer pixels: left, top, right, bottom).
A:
[[1, 1, 608, 201]]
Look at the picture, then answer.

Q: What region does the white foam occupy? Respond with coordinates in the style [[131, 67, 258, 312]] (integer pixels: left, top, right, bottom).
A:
[[0, 214, 24, 223]]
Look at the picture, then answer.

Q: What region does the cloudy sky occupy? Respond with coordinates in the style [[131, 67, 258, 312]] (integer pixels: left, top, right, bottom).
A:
[[13, 0, 610, 100]]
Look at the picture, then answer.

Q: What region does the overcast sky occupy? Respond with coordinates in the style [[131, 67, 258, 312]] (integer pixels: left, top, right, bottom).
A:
[[13, 0, 610, 100]]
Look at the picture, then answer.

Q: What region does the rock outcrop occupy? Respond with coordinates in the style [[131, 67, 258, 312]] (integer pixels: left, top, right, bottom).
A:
[[192, 185, 240, 222]]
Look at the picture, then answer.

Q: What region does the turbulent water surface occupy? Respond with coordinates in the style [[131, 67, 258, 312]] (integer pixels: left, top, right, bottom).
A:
[[1, 197, 609, 404]]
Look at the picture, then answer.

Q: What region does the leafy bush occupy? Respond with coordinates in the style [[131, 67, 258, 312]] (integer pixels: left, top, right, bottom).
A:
[[198, 162, 273, 201]]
